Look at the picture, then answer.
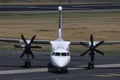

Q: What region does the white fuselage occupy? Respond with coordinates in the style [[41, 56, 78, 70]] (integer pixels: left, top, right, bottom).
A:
[[49, 6, 71, 68], [50, 40, 71, 68]]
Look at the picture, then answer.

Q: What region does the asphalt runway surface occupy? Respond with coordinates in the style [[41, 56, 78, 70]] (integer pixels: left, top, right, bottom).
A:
[[0, 50, 119, 80], [0, 4, 120, 11]]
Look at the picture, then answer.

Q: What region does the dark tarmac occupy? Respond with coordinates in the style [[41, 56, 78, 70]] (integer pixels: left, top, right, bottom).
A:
[[0, 50, 119, 80]]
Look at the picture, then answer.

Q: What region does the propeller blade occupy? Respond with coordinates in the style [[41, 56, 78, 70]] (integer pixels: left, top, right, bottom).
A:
[[95, 49, 105, 56], [20, 52, 25, 58], [95, 41, 104, 48], [80, 42, 89, 48], [30, 50, 35, 59], [21, 34, 28, 45], [29, 35, 36, 45], [31, 46, 42, 48], [80, 49, 90, 56], [90, 34, 94, 47], [14, 45, 25, 48]]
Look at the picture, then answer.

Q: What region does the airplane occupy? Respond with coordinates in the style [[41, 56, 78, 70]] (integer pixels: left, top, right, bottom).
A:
[[0, 6, 120, 73]]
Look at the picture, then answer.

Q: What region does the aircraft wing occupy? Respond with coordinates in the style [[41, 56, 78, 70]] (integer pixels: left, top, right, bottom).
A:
[[0, 38, 50, 44], [0, 38, 120, 45], [102, 41, 120, 45], [70, 41, 120, 45], [32, 40, 50, 44], [0, 38, 20, 43]]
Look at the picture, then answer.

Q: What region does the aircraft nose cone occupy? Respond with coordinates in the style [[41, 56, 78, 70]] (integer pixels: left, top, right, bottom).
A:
[[51, 56, 71, 68], [57, 62, 66, 67]]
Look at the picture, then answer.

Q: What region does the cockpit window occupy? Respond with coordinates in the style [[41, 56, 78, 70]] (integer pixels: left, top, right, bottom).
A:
[[61, 53, 66, 56], [52, 52, 55, 55], [52, 52, 69, 56], [55, 53, 60, 56]]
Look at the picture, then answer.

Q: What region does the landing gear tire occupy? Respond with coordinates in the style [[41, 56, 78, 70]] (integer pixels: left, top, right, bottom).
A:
[[59, 67, 68, 73], [63, 67, 68, 73], [48, 62, 56, 72], [88, 62, 94, 69], [24, 61, 31, 68]]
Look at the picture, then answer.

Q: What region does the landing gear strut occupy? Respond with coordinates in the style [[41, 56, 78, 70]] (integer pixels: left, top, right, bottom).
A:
[[88, 54, 95, 69]]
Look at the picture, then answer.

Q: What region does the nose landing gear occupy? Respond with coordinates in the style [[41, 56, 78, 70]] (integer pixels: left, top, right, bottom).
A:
[[24, 60, 31, 68], [88, 62, 94, 69], [48, 62, 68, 73]]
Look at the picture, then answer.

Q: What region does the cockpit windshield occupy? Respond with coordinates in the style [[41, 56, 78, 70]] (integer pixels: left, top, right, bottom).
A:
[[52, 52, 69, 56], [56, 53, 60, 56]]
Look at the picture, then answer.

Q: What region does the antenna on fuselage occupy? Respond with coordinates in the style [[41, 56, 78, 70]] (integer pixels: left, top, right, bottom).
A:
[[57, 6, 63, 40]]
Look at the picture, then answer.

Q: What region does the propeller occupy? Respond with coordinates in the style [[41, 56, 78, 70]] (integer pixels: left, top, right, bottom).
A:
[[80, 34, 105, 69], [80, 34, 105, 57], [15, 34, 42, 59]]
